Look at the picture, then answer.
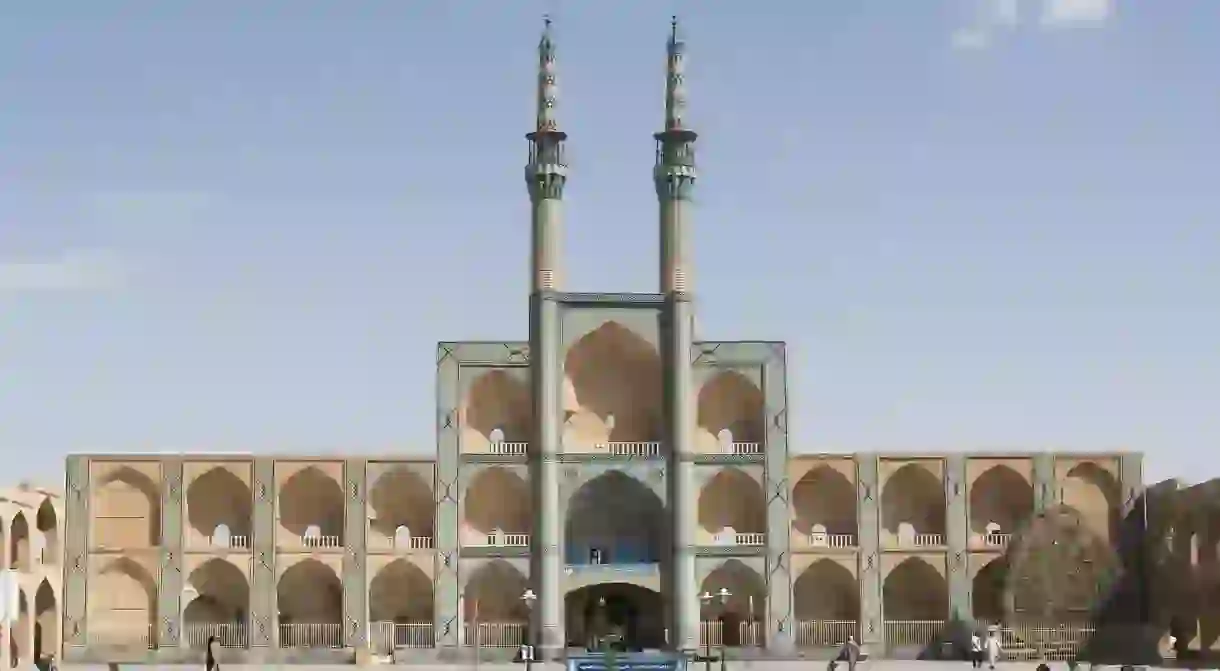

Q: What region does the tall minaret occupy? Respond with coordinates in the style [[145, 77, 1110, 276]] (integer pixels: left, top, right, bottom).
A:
[[526, 16, 566, 661], [656, 16, 700, 654]]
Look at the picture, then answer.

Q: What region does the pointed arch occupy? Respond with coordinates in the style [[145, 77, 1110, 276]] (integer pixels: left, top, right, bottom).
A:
[[563, 321, 662, 445], [881, 464, 946, 540], [35, 578, 57, 663], [369, 467, 435, 546], [187, 467, 253, 546], [699, 560, 766, 636], [696, 371, 765, 450], [277, 559, 342, 625], [36, 498, 58, 565], [10, 511, 30, 570], [369, 560, 434, 623], [565, 471, 664, 564], [278, 466, 344, 542], [883, 557, 948, 621], [1062, 462, 1121, 543], [184, 558, 250, 627], [464, 560, 529, 622], [464, 370, 532, 447], [969, 465, 1033, 537], [791, 466, 857, 539], [94, 466, 162, 547], [972, 557, 1008, 623], [463, 467, 531, 542], [698, 469, 766, 539], [92, 556, 159, 646], [794, 559, 859, 621]]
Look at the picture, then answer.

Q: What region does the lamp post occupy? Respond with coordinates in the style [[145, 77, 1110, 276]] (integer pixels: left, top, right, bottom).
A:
[[699, 588, 731, 671], [521, 589, 537, 671]]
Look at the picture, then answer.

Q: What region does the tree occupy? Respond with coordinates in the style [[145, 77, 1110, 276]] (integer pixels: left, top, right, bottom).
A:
[[1004, 506, 1120, 625]]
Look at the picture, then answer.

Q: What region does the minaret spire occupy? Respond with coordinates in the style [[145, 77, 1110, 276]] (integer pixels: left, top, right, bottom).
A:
[[664, 15, 689, 132], [526, 15, 568, 292], [654, 15, 698, 295]]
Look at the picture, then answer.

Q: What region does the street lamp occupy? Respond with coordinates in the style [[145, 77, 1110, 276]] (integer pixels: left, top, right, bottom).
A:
[[699, 588, 732, 671], [520, 589, 537, 671]]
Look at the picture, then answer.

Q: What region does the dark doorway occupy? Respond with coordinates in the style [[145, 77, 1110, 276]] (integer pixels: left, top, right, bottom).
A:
[[566, 583, 664, 650]]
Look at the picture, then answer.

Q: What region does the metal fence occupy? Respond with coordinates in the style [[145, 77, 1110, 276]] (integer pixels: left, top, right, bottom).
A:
[[182, 622, 248, 649], [794, 620, 859, 647], [463, 621, 526, 648], [698, 621, 764, 648], [973, 621, 1096, 660], [369, 622, 435, 654], [883, 620, 946, 648], [277, 622, 345, 649]]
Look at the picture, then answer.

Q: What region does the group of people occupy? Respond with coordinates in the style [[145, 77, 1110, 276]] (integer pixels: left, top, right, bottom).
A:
[[970, 629, 1004, 669]]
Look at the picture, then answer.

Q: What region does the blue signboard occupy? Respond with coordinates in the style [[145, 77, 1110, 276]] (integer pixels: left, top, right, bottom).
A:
[[567, 653, 686, 671]]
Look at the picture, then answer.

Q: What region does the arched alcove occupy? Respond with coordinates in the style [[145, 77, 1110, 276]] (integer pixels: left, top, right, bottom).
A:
[[700, 560, 766, 646], [565, 583, 665, 650], [10, 511, 30, 570], [369, 560, 434, 623], [14, 589, 29, 663], [464, 370, 532, 447], [698, 469, 766, 541], [881, 464, 946, 540], [34, 579, 57, 663], [464, 560, 529, 622], [969, 466, 1034, 537], [94, 467, 162, 547], [187, 467, 253, 546], [883, 558, 948, 621], [696, 372, 765, 450], [565, 471, 664, 564], [93, 557, 159, 645], [35, 498, 58, 565], [563, 321, 662, 445], [972, 558, 1009, 623], [370, 468, 435, 546], [791, 467, 857, 540], [277, 560, 343, 625], [1062, 462, 1121, 543], [463, 467, 531, 541], [278, 467, 344, 542], [184, 559, 250, 628], [794, 559, 860, 621]]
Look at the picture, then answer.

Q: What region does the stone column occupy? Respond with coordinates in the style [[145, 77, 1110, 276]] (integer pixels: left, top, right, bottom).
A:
[[249, 457, 277, 652], [434, 348, 461, 653], [763, 345, 793, 653], [343, 458, 369, 650], [664, 296, 699, 653], [856, 454, 883, 648], [944, 455, 970, 622], [157, 457, 184, 652], [62, 455, 89, 661], [530, 292, 565, 658], [1032, 453, 1056, 513]]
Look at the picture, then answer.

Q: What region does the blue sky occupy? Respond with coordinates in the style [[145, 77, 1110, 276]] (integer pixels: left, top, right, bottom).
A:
[[1, 0, 1216, 486]]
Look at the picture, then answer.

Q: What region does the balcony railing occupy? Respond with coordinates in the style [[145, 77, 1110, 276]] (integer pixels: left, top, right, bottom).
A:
[[731, 442, 763, 456], [278, 623, 344, 649], [795, 620, 858, 647], [397, 535, 434, 551], [370, 622, 434, 653], [713, 532, 765, 546], [471, 531, 530, 548], [301, 534, 343, 549], [489, 441, 528, 456], [913, 533, 943, 547], [983, 532, 1011, 549], [805, 532, 856, 549], [207, 534, 249, 550], [590, 441, 660, 457], [184, 623, 247, 649], [463, 622, 526, 648]]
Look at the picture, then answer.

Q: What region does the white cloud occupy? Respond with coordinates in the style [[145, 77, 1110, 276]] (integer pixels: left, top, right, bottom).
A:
[[1041, 0, 1114, 26], [0, 249, 127, 293]]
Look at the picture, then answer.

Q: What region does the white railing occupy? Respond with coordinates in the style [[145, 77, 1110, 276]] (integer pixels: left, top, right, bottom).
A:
[[699, 621, 764, 647], [884, 620, 945, 647], [806, 532, 857, 549], [87, 622, 157, 649], [735, 533, 765, 546], [302, 534, 342, 549], [369, 622, 434, 653], [595, 442, 661, 457], [477, 531, 531, 547], [502, 533, 530, 546], [732, 442, 763, 455], [208, 535, 249, 550], [183, 622, 248, 649], [795, 620, 858, 647], [278, 622, 345, 648], [463, 622, 526, 648], [983, 533, 1011, 549], [490, 441, 528, 456], [971, 621, 1096, 661], [913, 533, 943, 547], [397, 535, 434, 550]]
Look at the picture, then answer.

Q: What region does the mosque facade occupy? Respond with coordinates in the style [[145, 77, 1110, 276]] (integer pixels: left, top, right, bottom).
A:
[[58, 20, 1159, 666]]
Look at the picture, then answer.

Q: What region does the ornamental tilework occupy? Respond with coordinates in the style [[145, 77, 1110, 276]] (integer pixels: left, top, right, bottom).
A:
[[249, 458, 277, 647], [63, 455, 90, 649], [158, 458, 185, 647], [342, 459, 369, 648]]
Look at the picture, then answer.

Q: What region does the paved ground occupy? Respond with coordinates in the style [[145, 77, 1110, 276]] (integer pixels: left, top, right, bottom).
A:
[[59, 663, 1195, 671]]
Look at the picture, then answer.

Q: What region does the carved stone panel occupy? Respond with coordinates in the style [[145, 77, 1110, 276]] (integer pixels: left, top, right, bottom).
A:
[[435, 351, 462, 649], [856, 454, 883, 645], [158, 458, 185, 647], [762, 345, 792, 653], [249, 457, 276, 647], [343, 458, 369, 648], [63, 455, 90, 649]]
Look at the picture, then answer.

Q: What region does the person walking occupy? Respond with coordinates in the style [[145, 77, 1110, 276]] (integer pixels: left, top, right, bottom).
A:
[[205, 635, 220, 671], [984, 628, 1002, 670], [843, 635, 860, 671], [970, 631, 983, 668]]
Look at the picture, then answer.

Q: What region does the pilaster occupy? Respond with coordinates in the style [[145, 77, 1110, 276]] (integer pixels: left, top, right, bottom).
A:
[[157, 457, 184, 649], [62, 455, 90, 657], [343, 458, 369, 649], [249, 457, 277, 649], [856, 453, 883, 647], [1033, 453, 1057, 513], [530, 292, 564, 657], [1119, 452, 1144, 518], [944, 455, 970, 621], [664, 295, 698, 652], [435, 347, 461, 651], [762, 344, 793, 653]]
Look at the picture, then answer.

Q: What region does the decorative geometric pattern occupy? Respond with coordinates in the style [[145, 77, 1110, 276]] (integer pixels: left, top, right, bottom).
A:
[[63, 455, 89, 648], [249, 458, 277, 647], [342, 459, 368, 648], [159, 458, 185, 647], [692, 342, 719, 365]]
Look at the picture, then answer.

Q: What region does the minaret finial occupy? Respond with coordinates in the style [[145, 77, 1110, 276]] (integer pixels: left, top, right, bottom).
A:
[[536, 15, 559, 133], [665, 16, 687, 131]]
